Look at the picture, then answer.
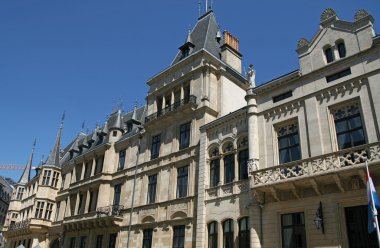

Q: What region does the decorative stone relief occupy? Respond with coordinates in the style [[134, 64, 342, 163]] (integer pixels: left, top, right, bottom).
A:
[[264, 101, 303, 121], [320, 8, 337, 23], [355, 9, 369, 21], [315, 80, 362, 104], [248, 159, 259, 173], [297, 38, 309, 49]]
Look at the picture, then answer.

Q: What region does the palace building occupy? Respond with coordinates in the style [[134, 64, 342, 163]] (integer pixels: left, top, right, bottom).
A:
[[3, 7, 380, 248]]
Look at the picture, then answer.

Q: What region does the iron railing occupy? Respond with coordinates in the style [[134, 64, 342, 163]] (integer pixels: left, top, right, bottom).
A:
[[96, 205, 124, 217], [145, 95, 197, 123]]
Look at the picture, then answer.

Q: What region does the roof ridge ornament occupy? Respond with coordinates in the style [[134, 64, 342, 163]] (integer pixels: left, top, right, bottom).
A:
[[320, 8, 337, 23], [355, 9, 369, 21], [297, 38, 310, 49]]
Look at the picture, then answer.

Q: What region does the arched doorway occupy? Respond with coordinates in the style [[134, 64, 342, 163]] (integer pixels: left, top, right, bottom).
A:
[[50, 239, 60, 248]]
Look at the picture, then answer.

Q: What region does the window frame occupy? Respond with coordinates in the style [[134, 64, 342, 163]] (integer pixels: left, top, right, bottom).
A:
[[224, 154, 235, 184], [324, 46, 334, 63], [142, 229, 153, 248], [176, 166, 189, 199], [238, 217, 250, 248], [336, 40, 346, 58], [151, 134, 161, 159], [172, 225, 185, 248], [179, 122, 191, 150], [147, 174, 157, 204], [113, 184, 122, 206], [210, 158, 220, 187], [42, 170, 52, 186], [276, 122, 301, 164], [208, 221, 218, 248], [281, 212, 307, 248], [223, 219, 234, 248], [118, 150, 126, 171], [238, 149, 249, 180]]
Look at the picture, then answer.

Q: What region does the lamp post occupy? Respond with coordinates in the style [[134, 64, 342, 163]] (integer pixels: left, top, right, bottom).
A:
[[313, 201, 324, 234]]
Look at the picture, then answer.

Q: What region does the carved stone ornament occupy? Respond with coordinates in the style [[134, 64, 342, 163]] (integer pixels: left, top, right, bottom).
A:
[[320, 8, 337, 23], [248, 159, 259, 173], [355, 9, 369, 21], [297, 38, 309, 49]]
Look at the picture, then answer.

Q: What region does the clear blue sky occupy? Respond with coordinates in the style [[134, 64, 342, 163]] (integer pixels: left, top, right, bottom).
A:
[[1, 0, 379, 182]]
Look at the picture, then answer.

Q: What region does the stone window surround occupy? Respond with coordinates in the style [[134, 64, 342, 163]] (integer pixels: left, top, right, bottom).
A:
[[207, 135, 249, 187], [323, 38, 347, 64]]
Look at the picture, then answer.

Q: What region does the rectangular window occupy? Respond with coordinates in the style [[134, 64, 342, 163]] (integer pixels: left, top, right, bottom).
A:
[[69, 237, 76, 248], [223, 220, 234, 248], [16, 188, 24, 200], [147, 174, 157, 204], [51, 171, 59, 188], [208, 222, 218, 248], [151, 134, 161, 159], [238, 149, 249, 180], [224, 154, 235, 184], [118, 150, 126, 171], [273, 91, 292, 103], [142, 229, 153, 248], [95, 156, 104, 175], [113, 184, 121, 206], [281, 212, 307, 248], [61, 174, 66, 190], [210, 159, 220, 187], [42, 170, 51, 186], [176, 166, 189, 198], [332, 103, 366, 150], [95, 235, 103, 248], [108, 233, 117, 248], [44, 202, 53, 220], [35, 201, 44, 219], [326, 68, 351, 83], [239, 217, 250, 248], [173, 225, 185, 248], [179, 122, 191, 149], [277, 123, 301, 164], [77, 194, 84, 215], [80, 236, 86, 248], [84, 161, 92, 178]]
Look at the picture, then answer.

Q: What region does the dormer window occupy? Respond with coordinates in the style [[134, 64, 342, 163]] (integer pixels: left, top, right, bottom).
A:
[[337, 40, 346, 58], [182, 47, 190, 58], [324, 46, 334, 63]]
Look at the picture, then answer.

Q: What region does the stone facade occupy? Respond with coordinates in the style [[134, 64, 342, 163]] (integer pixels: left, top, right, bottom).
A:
[[3, 8, 380, 248]]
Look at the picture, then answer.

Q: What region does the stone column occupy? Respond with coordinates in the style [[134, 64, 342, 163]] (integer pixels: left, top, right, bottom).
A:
[[234, 151, 239, 181], [245, 89, 260, 171], [195, 131, 208, 248], [84, 190, 90, 214]]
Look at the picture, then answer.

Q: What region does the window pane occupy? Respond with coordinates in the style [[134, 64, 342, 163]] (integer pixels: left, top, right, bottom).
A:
[[282, 228, 294, 248], [348, 116, 362, 129], [279, 149, 290, 164], [338, 133, 351, 149], [351, 129, 365, 146], [282, 214, 293, 226], [335, 120, 347, 133], [279, 137, 288, 149], [290, 146, 301, 161], [289, 134, 299, 146]]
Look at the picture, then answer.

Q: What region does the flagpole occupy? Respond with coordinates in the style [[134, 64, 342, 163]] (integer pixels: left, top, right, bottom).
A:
[[366, 161, 380, 246]]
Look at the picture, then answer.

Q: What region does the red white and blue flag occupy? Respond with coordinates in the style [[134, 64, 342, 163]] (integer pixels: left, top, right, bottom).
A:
[[367, 162, 380, 234]]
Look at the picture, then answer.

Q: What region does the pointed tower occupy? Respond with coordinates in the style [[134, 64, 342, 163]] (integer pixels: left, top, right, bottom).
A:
[[18, 140, 36, 185], [45, 115, 64, 167], [109, 109, 124, 142]]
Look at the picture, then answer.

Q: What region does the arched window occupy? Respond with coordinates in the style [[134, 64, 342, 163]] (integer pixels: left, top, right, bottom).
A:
[[209, 147, 220, 187], [223, 219, 234, 248], [238, 136, 249, 180], [238, 217, 250, 248], [208, 221, 218, 248], [324, 46, 334, 63], [337, 41, 346, 58]]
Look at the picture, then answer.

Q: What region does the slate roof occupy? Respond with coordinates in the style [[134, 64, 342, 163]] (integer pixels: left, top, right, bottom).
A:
[[171, 11, 223, 65], [60, 105, 147, 166], [18, 144, 35, 185]]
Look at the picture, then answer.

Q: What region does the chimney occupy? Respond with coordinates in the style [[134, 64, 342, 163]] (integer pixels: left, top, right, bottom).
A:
[[221, 31, 242, 73]]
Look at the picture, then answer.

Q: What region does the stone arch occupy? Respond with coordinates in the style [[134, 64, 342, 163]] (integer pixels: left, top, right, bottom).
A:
[[141, 215, 155, 224], [221, 138, 234, 153], [170, 211, 187, 220], [208, 144, 220, 158]]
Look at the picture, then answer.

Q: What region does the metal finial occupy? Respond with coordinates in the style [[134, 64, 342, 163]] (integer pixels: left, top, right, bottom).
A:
[[81, 120, 85, 132], [198, 0, 201, 17], [33, 138, 36, 148], [206, 0, 208, 12], [60, 111, 65, 127], [134, 99, 138, 108], [117, 97, 123, 111]]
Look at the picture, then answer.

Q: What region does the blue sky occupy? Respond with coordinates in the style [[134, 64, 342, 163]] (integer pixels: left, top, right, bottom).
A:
[[1, 1, 379, 182]]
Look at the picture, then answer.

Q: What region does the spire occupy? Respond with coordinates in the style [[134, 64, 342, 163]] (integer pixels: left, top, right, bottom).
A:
[[18, 139, 36, 184], [109, 108, 123, 132], [131, 100, 138, 120], [45, 113, 64, 167], [186, 28, 192, 43]]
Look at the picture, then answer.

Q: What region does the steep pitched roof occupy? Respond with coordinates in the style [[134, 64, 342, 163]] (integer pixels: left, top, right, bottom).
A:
[[171, 11, 222, 65], [18, 141, 35, 184], [45, 122, 63, 167]]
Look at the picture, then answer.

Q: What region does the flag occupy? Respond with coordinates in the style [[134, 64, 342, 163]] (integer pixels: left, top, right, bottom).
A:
[[367, 164, 380, 233]]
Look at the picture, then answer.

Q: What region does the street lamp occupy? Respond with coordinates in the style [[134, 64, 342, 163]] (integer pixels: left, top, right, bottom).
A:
[[313, 201, 324, 234]]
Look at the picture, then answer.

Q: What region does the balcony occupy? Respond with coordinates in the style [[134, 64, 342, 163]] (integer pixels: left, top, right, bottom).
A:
[[145, 95, 197, 123], [249, 142, 380, 201], [8, 219, 30, 232], [97, 205, 124, 217]]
